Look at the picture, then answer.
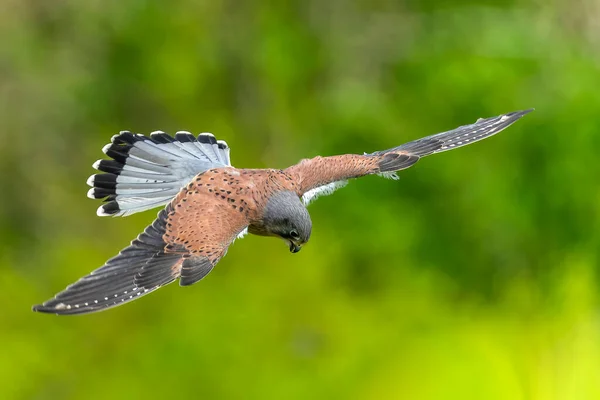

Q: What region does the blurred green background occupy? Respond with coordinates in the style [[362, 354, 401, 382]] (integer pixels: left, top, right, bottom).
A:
[[1, 0, 599, 399]]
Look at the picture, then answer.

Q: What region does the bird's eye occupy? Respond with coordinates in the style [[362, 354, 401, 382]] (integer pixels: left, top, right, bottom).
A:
[[290, 230, 300, 240]]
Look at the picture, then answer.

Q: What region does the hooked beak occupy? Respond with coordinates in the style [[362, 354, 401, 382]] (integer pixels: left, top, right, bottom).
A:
[[289, 242, 302, 253]]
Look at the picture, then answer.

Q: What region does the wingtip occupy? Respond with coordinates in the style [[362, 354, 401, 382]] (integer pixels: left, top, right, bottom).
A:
[[477, 109, 534, 124], [32, 302, 87, 315], [501, 109, 534, 123], [511, 108, 535, 117], [31, 303, 61, 314]]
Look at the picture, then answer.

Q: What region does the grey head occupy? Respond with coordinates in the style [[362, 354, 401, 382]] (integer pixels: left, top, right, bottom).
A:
[[255, 190, 312, 253]]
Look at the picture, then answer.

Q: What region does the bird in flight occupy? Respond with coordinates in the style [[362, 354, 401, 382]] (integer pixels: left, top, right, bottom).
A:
[[33, 110, 532, 315]]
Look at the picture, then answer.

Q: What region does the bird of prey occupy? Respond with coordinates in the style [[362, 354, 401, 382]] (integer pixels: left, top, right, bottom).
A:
[[33, 110, 532, 315]]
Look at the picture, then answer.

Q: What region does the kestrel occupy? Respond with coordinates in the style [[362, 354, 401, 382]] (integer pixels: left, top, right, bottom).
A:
[[33, 110, 532, 315]]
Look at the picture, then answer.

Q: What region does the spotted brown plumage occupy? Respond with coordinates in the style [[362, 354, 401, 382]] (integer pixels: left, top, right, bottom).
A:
[[285, 153, 419, 197], [163, 168, 255, 282], [33, 109, 532, 315]]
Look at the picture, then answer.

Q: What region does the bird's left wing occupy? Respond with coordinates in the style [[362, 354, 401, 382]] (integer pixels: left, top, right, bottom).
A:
[[33, 177, 249, 315], [286, 110, 532, 205]]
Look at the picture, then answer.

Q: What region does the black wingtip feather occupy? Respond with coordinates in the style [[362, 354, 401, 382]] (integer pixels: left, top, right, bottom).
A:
[[505, 109, 534, 118], [379, 109, 534, 158]]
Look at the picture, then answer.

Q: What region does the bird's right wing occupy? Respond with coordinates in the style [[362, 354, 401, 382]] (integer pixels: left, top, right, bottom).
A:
[[33, 182, 249, 315], [286, 110, 533, 205], [87, 131, 232, 217]]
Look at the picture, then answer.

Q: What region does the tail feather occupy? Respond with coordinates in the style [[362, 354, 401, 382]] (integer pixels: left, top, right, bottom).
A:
[[112, 196, 177, 214], [158, 132, 212, 161], [173, 131, 224, 162], [88, 186, 180, 199], [149, 132, 219, 163], [193, 132, 223, 163], [94, 159, 168, 177], [218, 141, 231, 165], [88, 131, 232, 217]]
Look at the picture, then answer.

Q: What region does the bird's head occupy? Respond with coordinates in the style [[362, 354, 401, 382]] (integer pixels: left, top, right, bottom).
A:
[[262, 190, 312, 253]]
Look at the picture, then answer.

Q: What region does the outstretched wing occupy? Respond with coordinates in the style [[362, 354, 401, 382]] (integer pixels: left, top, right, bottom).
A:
[[87, 131, 232, 217], [33, 179, 249, 315], [286, 110, 533, 204]]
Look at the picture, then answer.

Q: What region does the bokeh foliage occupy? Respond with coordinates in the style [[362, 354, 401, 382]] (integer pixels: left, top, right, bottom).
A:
[[1, 0, 599, 399]]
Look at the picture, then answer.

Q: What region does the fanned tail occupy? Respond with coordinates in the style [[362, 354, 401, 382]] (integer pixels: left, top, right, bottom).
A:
[[87, 131, 232, 217]]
